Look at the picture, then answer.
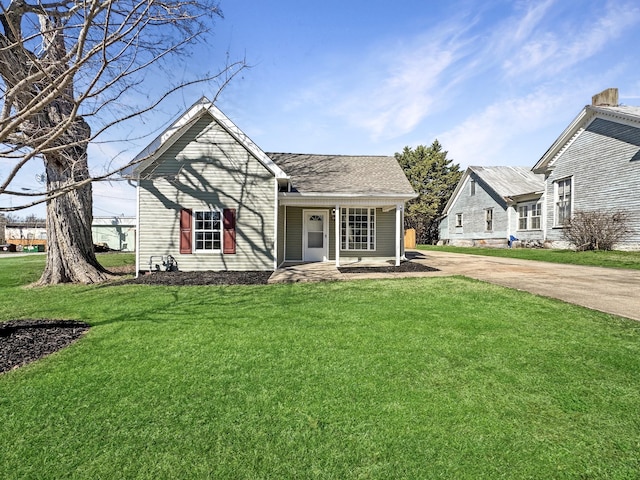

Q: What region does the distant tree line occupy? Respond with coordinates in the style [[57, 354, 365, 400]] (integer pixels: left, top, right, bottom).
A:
[[0, 213, 46, 225]]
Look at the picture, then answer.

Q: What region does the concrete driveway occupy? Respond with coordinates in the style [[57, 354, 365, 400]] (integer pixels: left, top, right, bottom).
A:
[[410, 250, 640, 322]]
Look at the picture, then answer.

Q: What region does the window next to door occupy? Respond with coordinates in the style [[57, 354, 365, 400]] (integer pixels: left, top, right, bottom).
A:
[[341, 207, 375, 250]]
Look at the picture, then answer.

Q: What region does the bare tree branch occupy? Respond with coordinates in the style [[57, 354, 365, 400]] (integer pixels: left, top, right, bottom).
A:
[[0, 0, 241, 205], [0, 0, 244, 284]]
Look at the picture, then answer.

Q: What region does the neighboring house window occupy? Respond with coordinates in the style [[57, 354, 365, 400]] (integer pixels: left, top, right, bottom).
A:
[[530, 203, 541, 230], [341, 207, 375, 250], [518, 206, 528, 230], [555, 178, 572, 226], [485, 208, 493, 231], [455, 213, 463, 227], [194, 210, 222, 251], [470, 180, 476, 196], [517, 202, 542, 230]]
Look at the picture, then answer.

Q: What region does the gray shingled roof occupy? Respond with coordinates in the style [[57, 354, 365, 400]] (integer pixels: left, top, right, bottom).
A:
[[268, 153, 416, 196], [470, 166, 544, 198]]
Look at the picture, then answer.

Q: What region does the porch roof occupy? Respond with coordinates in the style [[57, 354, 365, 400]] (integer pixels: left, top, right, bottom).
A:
[[268, 153, 416, 197]]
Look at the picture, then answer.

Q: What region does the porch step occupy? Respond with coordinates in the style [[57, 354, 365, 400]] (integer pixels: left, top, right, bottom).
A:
[[268, 263, 345, 284]]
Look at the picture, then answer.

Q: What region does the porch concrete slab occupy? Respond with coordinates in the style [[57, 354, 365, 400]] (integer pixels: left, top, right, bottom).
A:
[[268, 262, 346, 283]]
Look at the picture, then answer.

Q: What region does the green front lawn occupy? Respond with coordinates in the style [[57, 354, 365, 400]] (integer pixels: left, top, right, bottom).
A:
[[419, 244, 640, 270], [1, 256, 639, 479]]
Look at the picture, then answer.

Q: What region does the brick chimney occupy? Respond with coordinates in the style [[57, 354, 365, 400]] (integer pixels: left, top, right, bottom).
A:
[[592, 88, 618, 106]]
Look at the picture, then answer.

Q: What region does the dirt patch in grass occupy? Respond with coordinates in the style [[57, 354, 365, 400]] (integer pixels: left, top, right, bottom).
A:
[[0, 320, 89, 374]]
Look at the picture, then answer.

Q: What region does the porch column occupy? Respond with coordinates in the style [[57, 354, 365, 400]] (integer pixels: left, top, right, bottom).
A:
[[401, 202, 406, 260], [507, 204, 512, 245], [335, 204, 340, 267], [395, 203, 402, 266]]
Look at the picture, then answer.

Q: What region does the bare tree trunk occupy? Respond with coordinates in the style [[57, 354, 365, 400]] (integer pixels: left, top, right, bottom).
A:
[[1, 1, 236, 284], [38, 182, 110, 285], [35, 118, 111, 285]]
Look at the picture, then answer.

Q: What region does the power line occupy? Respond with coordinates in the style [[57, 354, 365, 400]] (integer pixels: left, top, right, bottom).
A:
[[94, 193, 136, 201]]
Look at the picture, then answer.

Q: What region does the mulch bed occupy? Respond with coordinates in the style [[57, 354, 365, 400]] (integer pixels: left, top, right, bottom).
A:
[[0, 320, 89, 374], [118, 270, 273, 286], [338, 261, 439, 274]]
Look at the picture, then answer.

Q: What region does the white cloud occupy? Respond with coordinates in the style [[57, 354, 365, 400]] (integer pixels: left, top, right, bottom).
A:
[[438, 88, 577, 167], [509, 0, 556, 44], [336, 52, 449, 138], [270, 0, 640, 159], [287, 19, 478, 141], [503, 2, 640, 78]]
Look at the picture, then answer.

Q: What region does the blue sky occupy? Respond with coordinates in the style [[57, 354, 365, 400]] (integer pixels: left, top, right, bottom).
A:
[[5, 0, 640, 218]]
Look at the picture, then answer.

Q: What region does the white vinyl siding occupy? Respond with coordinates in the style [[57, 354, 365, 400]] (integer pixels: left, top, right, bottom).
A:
[[138, 114, 276, 271]]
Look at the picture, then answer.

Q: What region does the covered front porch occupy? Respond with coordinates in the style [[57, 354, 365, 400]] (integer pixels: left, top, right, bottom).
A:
[[276, 199, 406, 268]]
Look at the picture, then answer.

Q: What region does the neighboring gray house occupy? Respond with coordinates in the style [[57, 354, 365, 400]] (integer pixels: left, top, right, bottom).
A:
[[439, 166, 544, 247], [92, 216, 136, 251], [440, 89, 640, 250], [126, 97, 416, 273], [532, 88, 640, 250]]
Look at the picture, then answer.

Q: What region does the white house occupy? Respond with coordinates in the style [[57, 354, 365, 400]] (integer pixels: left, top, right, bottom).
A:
[[124, 98, 416, 273]]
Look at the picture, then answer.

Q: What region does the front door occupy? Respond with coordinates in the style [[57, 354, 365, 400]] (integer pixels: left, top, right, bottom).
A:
[[303, 210, 328, 262]]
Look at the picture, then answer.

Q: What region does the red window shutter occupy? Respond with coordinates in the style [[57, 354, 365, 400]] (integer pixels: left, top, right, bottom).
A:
[[180, 208, 192, 254], [223, 208, 236, 254]]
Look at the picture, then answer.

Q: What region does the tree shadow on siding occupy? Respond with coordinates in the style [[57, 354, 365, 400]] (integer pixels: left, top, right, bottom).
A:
[[141, 142, 275, 272]]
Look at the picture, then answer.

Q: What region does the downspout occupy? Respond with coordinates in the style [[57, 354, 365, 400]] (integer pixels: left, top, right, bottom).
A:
[[273, 179, 279, 271], [335, 204, 340, 267], [401, 203, 407, 260], [281, 204, 287, 267], [395, 203, 401, 266], [506, 198, 512, 243], [130, 178, 140, 278], [541, 187, 547, 242]]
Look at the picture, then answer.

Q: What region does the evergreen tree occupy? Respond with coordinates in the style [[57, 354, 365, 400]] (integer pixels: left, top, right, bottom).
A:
[[395, 141, 461, 244]]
